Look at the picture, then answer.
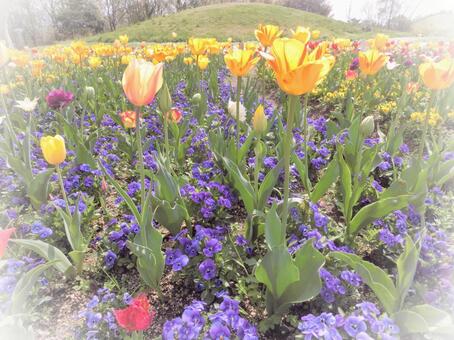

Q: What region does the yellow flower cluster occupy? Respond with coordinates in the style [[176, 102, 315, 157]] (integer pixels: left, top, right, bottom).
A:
[[410, 110, 442, 126], [377, 101, 397, 114]]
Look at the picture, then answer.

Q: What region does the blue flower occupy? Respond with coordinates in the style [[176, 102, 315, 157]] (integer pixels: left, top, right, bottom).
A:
[[344, 315, 367, 337], [104, 250, 117, 269], [203, 238, 222, 257], [208, 322, 230, 339], [199, 259, 216, 280]]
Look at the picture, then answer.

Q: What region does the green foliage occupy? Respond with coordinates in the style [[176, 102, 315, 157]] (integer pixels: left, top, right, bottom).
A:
[[255, 204, 324, 315]]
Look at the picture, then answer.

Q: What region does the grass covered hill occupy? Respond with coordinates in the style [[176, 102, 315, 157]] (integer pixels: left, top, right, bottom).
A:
[[87, 3, 378, 43]]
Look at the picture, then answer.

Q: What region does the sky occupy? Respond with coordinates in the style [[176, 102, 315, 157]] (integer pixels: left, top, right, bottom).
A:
[[330, 0, 454, 21]]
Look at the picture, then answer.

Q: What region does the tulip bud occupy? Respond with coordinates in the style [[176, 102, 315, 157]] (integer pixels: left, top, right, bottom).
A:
[[101, 178, 108, 193], [252, 104, 267, 134], [158, 82, 172, 114], [85, 86, 95, 99], [360, 115, 375, 136], [192, 93, 201, 103], [97, 77, 103, 84]]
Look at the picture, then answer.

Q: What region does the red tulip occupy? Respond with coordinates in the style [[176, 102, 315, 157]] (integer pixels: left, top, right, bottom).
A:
[[114, 294, 154, 332], [0, 228, 16, 258]]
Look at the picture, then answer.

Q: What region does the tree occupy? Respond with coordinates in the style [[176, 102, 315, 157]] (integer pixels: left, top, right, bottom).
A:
[[285, 0, 332, 17], [52, 0, 105, 39]]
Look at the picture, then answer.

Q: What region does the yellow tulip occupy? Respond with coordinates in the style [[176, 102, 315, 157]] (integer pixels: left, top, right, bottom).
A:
[[291, 26, 311, 44], [183, 57, 193, 65], [263, 38, 332, 96], [373, 34, 388, 50], [119, 35, 129, 45], [252, 104, 267, 134], [40, 135, 66, 165], [358, 49, 389, 76], [224, 48, 260, 77], [254, 24, 283, 48], [311, 30, 320, 40], [419, 58, 454, 90], [188, 38, 208, 56], [197, 55, 210, 70], [88, 56, 102, 69], [122, 58, 164, 107]]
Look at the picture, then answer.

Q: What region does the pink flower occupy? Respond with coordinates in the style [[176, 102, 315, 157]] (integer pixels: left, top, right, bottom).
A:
[[46, 89, 74, 109], [0, 228, 16, 258]]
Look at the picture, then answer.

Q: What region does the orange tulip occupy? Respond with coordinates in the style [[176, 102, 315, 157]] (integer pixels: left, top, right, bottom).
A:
[[119, 111, 137, 129], [166, 108, 183, 123], [358, 49, 388, 76], [122, 59, 164, 107], [262, 38, 332, 96], [419, 58, 454, 90], [254, 24, 283, 48], [224, 48, 260, 77]]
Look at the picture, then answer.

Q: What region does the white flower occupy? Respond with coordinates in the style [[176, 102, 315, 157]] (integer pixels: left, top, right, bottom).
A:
[[15, 97, 39, 112], [228, 99, 246, 122], [386, 61, 400, 70]]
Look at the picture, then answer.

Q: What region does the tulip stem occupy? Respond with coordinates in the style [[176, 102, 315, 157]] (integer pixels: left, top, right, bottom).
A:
[[418, 91, 435, 160], [236, 76, 242, 163], [56, 165, 71, 216], [301, 93, 311, 191], [164, 114, 170, 163], [282, 94, 298, 230], [135, 106, 146, 211]]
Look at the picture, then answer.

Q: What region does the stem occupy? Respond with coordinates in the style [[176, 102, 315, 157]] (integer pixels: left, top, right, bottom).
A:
[[282, 94, 298, 229], [56, 165, 71, 215], [418, 91, 435, 160], [228, 231, 250, 276], [164, 115, 170, 162], [135, 106, 146, 211], [301, 93, 310, 191], [235, 76, 242, 163]]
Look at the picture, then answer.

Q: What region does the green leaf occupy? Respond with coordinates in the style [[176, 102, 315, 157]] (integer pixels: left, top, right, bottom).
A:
[[222, 156, 255, 214], [311, 155, 339, 203], [257, 160, 282, 211], [27, 168, 54, 210], [331, 251, 398, 314], [264, 204, 285, 249], [394, 305, 453, 335], [128, 224, 164, 290], [255, 246, 299, 299], [274, 239, 325, 314], [395, 236, 419, 310], [154, 156, 179, 202], [152, 199, 187, 235], [337, 145, 352, 220], [11, 261, 57, 314], [100, 162, 141, 223], [349, 195, 412, 238], [10, 239, 72, 275]]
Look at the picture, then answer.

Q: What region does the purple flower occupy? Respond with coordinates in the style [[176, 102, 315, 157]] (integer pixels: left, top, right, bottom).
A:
[[46, 88, 74, 109], [208, 322, 230, 339], [340, 270, 362, 287], [372, 180, 383, 192], [203, 238, 222, 257], [172, 254, 189, 271], [344, 315, 367, 337], [199, 259, 217, 280], [104, 250, 117, 269]]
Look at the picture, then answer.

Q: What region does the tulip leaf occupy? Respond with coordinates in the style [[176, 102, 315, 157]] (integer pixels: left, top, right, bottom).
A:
[[264, 204, 285, 250], [348, 195, 412, 238], [274, 239, 325, 314], [257, 160, 282, 211], [331, 251, 398, 314], [395, 236, 419, 310], [27, 168, 54, 210], [255, 246, 299, 300], [222, 156, 255, 214], [10, 239, 72, 275], [152, 198, 187, 235], [337, 145, 352, 220], [11, 261, 57, 314], [311, 155, 339, 203]]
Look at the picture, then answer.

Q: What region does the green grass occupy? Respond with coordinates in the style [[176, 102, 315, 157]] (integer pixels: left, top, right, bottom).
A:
[[86, 3, 397, 43]]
